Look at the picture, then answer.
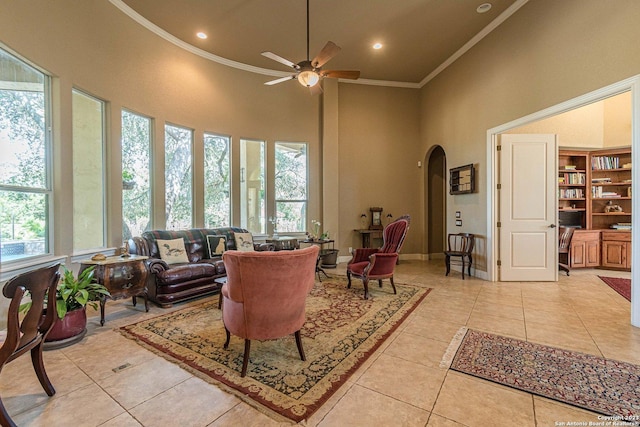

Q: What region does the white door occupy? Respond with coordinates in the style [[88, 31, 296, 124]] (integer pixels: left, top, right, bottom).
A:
[[499, 134, 557, 281]]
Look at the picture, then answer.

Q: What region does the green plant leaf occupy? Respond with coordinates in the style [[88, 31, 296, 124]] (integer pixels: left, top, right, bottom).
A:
[[56, 299, 67, 319]]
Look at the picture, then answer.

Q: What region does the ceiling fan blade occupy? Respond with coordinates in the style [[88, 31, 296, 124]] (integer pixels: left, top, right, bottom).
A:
[[261, 51, 299, 70], [264, 75, 296, 86], [311, 41, 341, 68], [320, 70, 361, 80], [309, 83, 323, 95]]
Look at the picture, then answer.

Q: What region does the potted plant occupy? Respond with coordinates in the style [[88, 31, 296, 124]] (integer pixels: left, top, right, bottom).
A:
[[21, 266, 110, 349]]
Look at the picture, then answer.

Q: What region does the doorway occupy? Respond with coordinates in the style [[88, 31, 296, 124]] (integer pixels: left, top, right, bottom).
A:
[[486, 75, 640, 326], [426, 146, 446, 259]]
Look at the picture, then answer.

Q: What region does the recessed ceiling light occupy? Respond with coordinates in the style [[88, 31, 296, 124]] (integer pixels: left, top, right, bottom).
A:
[[196, 32, 208, 39], [477, 3, 492, 13], [373, 43, 383, 50]]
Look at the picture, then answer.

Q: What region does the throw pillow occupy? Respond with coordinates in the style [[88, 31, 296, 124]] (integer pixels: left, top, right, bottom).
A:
[[157, 238, 189, 264], [206, 235, 227, 258], [234, 232, 255, 252]]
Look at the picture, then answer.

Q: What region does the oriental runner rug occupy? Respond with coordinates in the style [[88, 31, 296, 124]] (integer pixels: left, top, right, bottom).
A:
[[598, 276, 631, 302], [119, 277, 430, 423], [449, 329, 640, 419]]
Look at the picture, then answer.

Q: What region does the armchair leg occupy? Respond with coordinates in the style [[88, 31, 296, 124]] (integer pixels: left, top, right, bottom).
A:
[[241, 339, 251, 377], [468, 255, 473, 276], [223, 327, 231, 349], [363, 279, 370, 300], [31, 346, 55, 396], [294, 330, 306, 361], [0, 398, 16, 427], [390, 276, 397, 295], [445, 255, 451, 276], [378, 279, 383, 288], [347, 271, 352, 289]]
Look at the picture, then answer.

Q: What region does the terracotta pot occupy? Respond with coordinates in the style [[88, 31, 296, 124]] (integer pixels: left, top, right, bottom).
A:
[[45, 307, 87, 343]]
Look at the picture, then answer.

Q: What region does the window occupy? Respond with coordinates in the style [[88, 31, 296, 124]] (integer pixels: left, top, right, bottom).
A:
[[275, 142, 308, 232], [240, 139, 265, 234], [72, 90, 106, 251], [165, 124, 193, 229], [122, 110, 152, 240], [204, 133, 231, 228], [0, 48, 50, 263]]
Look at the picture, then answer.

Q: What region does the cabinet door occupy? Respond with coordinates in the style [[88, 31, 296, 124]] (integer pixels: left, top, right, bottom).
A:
[[601, 241, 626, 269], [570, 241, 586, 268], [626, 242, 632, 269], [585, 240, 601, 267]]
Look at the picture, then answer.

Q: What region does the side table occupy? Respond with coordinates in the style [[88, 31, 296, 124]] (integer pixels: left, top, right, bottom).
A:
[[80, 255, 149, 326], [301, 239, 335, 281]]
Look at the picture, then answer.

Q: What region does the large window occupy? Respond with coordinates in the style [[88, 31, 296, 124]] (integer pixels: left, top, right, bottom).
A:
[[204, 133, 230, 228], [122, 110, 152, 240], [0, 48, 50, 263], [165, 123, 193, 229], [275, 142, 308, 232], [72, 90, 106, 251], [240, 139, 265, 234]]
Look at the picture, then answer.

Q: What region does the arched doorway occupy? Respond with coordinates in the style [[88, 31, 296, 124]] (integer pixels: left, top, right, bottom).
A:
[[426, 146, 446, 258]]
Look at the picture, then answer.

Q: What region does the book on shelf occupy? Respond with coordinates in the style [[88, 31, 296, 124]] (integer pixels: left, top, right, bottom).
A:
[[611, 223, 631, 230], [563, 165, 577, 170], [591, 156, 620, 170], [591, 177, 611, 183]]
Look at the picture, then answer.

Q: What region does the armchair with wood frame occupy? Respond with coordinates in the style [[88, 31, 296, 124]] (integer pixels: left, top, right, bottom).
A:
[[0, 264, 60, 427], [220, 245, 319, 377], [346, 215, 410, 299]]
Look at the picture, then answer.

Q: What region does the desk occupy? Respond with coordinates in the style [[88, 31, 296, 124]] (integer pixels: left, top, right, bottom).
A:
[[80, 255, 149, 325], [354, 229, 383, 248]]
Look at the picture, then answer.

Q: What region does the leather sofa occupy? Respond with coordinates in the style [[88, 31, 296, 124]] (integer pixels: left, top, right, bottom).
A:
[[129, 227, 271, 308]]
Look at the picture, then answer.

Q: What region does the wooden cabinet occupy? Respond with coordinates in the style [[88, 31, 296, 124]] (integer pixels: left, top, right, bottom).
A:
[[559, 147, 632, 270], [601, 231, 631, 270], [80, 255, 149, 325], [570, 230, 600, 268]]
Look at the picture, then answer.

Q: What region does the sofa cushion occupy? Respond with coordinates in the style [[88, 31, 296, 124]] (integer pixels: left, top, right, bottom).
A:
[[234, 232, 255, 251], [156, 262, 219, 285], [157, 238, 189, 264], [206, 234, 227, 258]]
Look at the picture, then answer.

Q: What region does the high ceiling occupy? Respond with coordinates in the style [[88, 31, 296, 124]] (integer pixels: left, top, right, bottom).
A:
[[118, 0, 522, 85]]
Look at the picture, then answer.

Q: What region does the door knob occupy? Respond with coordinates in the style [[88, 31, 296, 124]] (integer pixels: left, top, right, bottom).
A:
[[549, 224, 556, 228]]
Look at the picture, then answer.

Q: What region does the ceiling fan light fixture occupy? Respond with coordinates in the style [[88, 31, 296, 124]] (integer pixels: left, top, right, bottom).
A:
[[297, 70, 320, 87]]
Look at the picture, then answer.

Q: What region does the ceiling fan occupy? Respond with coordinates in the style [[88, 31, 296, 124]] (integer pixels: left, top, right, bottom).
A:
[[261, 0, 360, 94]]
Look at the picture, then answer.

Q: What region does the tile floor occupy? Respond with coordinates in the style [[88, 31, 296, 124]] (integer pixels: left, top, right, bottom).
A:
[[1, 260, 637, 426]]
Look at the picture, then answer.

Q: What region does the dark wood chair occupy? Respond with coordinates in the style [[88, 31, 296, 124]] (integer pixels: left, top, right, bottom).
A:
[[444, 233, 475, 279], [0, 264, 60, 427], [558, 226, 575, 276]]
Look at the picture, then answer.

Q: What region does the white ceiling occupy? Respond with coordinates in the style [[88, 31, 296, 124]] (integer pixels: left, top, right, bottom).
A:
[[117, 0, 524, 86]]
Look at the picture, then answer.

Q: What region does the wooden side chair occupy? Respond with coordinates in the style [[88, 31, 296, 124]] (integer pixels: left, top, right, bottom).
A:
[[444, 233, 475, 279], [0, 264, 60, 427], [558, 226, 575, 276]]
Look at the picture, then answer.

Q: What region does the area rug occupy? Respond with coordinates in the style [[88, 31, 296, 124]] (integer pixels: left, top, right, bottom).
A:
[[449, 329, 640, 418], [119, 277, 430, 423], [598, 276, 631, 302]]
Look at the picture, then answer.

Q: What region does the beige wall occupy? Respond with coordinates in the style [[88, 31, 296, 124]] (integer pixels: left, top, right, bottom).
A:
[[420, 0, 640, 272], [337, 84, 422, 254]]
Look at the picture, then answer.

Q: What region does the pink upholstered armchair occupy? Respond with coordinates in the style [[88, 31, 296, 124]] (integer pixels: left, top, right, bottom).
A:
[[347, 215, 410, 299], [221, 245, 319, 377]]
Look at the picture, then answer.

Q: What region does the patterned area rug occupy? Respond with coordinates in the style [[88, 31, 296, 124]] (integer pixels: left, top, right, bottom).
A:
[[450, 329, 640, 418], [598, 276, 631, 302], [119, 277, 430, 422]]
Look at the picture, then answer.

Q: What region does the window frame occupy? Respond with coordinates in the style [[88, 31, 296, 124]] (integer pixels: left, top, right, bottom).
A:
[[204, 132, 232, 228], [0, 47, 53, 267], [274, 141, 309, 234], [164, 122, 194, 230]]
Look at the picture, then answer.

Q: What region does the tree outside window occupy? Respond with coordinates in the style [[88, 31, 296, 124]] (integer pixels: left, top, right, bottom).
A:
[[204, 133, 230, 228], [165, 124, 193, 229], [122, 110, 152, 240], [275, 142, 307, 233], [0, 48, 50, 263]]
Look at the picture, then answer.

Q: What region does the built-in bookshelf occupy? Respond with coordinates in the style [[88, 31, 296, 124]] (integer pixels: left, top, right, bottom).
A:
[[558, 150, 589, 228], [590, 147, 632, 230]]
